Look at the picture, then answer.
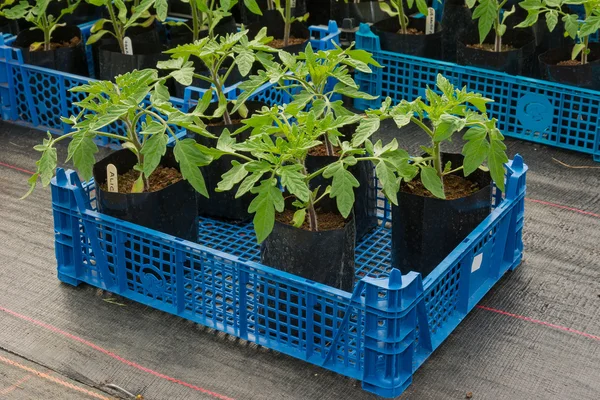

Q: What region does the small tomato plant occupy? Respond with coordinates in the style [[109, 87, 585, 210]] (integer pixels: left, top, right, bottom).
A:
[[379, 0, 429, 35], [86, 0, 168, 54], [210, 103, 411, 243], [266, 0, 309, 47], [4, 0, 81, 51], [159, 29, 274, 126], [24, 69, 216, 198], [165, 0, 262, 42], [516, 0, 600, 64], [466, 0, 516, 51], [235, 42, 380, 155], [354, 74, 508, 198]]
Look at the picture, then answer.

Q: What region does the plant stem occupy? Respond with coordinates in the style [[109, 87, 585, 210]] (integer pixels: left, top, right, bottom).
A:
[[397, 0, 408, 35], [303, 164, 319, 231], [433, 141, 445, 192], [581, 36, 589, 65], [207, 0, 215, 38], [410, 117, 434, 137], [211, 67, 233, 125], [191, 3, 201, 41], [284, 0, 291, 47], [494, 13, 501, 52], [106, 1, 125, 53], [41, 15, 51, 51]]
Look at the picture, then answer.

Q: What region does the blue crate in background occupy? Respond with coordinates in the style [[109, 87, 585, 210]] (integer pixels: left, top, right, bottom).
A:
[[353, 24, 600, 162], [51, 148, 527, 398], [0, 21, 340, 147]]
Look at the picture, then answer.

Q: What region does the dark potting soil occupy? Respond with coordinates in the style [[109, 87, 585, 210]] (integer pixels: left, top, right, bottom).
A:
[[557, 59, 582, 66], [99, 166, 182, 194], [269, 37, 307, 49], [276, 208, 347, 231], [31, 36, 81, 51], [397, 28, 423, 35], [466, 43, 516, 52], [308, 143, 341, 157], [402, 174, 480, 200]]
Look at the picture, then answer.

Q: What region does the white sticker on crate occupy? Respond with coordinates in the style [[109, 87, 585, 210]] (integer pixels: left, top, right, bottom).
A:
[[471, 253, 483, 273]]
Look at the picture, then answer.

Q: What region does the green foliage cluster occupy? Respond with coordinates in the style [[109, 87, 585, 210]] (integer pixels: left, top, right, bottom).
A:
[[266, 0, 309, 46], [379, 0, 429, 35], [516, 0, 600, 64], [3, 0, 81, 51], [86, 0, 168, 54], [466, 0, 516, 51]]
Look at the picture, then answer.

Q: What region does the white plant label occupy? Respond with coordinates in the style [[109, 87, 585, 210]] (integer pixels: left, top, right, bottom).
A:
[[107, 164, 118, 193], [291, 0, 296, 8], [471, 253, 483, 273], [123, 37, 133, 55], [425, 8, 435, 35]]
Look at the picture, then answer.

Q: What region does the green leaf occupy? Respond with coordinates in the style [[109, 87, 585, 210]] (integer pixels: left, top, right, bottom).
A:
[[140, 132, 168, 177], [86, 30, 112, 46], [352, 116, 380, 146], [436, 74, 454, 98], [572, 43, 586, 60], [488, 131, 508, 192], [433, 115, 465, 142], [155, 0, 168, 21], [472, 0, 497, 44], [131, 176, 144, 193], [375, 160, 399, 206], [580, 16, 600, 38], [563, 14, 579, 40], [173, 139, 212, 197], [292, 208, 306, 228], [379, 1, 398, 17], [420, 166, 445, 199], [217, 161, 249, 192], [36, 145, 57, 187], [236, 48, 255, 77], [323, 162, 359, 218], [244, 0, 263, 15], [248, 179, 284, 243], [280, 165, 310, 203], [333, 83, 378, 100], [546, 10, 558, 32], [67, 131, 98, 182], [462, 126, 490, 176], [236, 171, 265, 198]]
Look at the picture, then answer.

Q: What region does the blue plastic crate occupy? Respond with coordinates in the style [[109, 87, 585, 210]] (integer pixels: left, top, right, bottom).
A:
[[51, 151, 527, 398], [353, 24, 600, 162], [0, 21, 340, 147]]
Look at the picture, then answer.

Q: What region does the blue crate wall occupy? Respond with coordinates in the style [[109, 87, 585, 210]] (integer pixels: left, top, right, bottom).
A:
[[353, 24, 600, 162], [51, 152, 527, 397]]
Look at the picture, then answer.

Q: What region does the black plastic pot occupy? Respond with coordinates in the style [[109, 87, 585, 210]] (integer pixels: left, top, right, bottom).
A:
[[247, 10, 309, 54], [371, 17, 443, 59], [191, 101, 266, 222], [12, 25, 88, 76], [391, 153, 492, 278], [441, 0, 474, 62], [94, 23, 164, 80], [261, 208, 355, 292], [168, 15, 238, 47], [306, 151, 377, 241], [538, 44, 600, 90], [93, 148, 198, 242], [456, 28, 536, 76], [0, 16, 19, 36]]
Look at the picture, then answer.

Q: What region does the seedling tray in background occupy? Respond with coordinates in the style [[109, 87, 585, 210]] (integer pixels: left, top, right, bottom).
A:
[[51, 155, 527, 398], [353, 24, 600, 162]]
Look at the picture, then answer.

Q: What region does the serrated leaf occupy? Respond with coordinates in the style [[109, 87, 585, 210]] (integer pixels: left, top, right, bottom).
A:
[[173, 139, 211, 197], [67, 131, 98, 182], [462, 126, 490, 176], [433, 115, 465, 142], [488, 133, 508, 192], [248, 179, 284, 243], [420, 166, 445, 199], [236, 49, 255, 77], [323, 162, 359, 218], [375, 160, 399, 205], [333, 83, 378, 100], [218, 161, 249, 192], [352, 116, 380, 146], [472, 0, 497, 44], [140, 132, 168, 177], [236, 171, 264, 198], [280, 165, 310, 203]]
